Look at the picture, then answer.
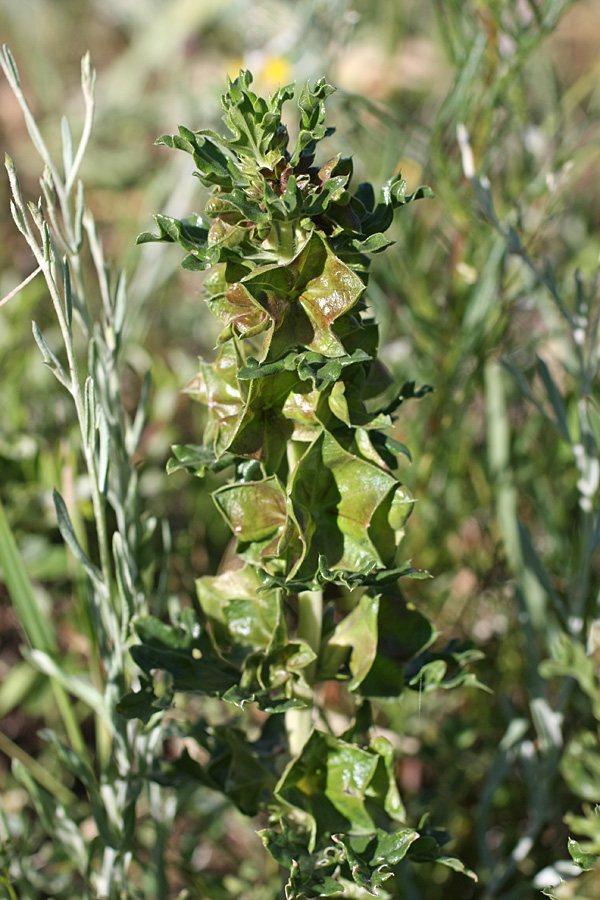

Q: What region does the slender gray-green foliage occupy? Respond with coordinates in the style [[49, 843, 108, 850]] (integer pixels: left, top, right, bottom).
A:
[[0, 45, 172, 899]]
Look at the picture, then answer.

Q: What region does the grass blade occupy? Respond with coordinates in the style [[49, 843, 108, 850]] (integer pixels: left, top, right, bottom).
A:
[[0, 494, 57, 653]]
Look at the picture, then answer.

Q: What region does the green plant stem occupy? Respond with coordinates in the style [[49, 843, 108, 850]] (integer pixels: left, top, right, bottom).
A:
[[284, 441, 323, 755], [286, 600, 323, 758], [287, 587, 323, 755], [298, 589, 323, 688]]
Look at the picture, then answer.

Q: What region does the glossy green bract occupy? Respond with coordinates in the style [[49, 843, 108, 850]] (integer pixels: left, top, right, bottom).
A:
[[129, 70, 477, 897]]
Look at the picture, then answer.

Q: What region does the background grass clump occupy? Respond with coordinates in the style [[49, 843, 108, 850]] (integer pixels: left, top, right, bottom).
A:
[[1, 0, 600, 898]]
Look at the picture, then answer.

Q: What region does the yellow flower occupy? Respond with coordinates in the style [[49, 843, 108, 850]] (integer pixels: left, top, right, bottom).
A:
[[260, 56, 292, 89]]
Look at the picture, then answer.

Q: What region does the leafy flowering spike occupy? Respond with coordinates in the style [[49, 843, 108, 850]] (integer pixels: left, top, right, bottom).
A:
[[129, 72, 477, 897]]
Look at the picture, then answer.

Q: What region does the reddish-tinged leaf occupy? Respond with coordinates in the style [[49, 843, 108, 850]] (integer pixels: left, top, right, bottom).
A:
[[184, 342, 245, 456], [240, 232, 365, 360]]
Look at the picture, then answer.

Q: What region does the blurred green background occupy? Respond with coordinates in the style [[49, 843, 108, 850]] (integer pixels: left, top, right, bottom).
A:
[[2, 0, 600, 897]]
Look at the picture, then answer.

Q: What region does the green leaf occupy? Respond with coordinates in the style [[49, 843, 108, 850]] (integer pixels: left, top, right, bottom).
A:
[[137, 212, 210, 252], [239, 231, 365, 360], [366, 735, 406, 822], [333, 829, 419, 893], [130, 615, 239, 697], [184, 341, 245, 457], [117, 676, 169, 724], [156, 128, 239, 189], [568, 838, 598, 871], [362, 177, 434, 236], [158, 728, 277, 817], [435, 856, 478, 881], [540, 634, 600, 720], [324, 593, 379, 690], [206, 278, 271, 339], [227, 369, 300, 472], [407, 644, 488, 694], [275, 730, 400, 840], [213, 70, 294, 170], [290, 431, 413, 581], [561, 731, 600, 803], [360, 595, 434, 699], [166, 443, 236, 477], [290, 77, 336, 166], [351, 233, 395, 254], [196, 565, 281, 666], [213, 475, 299, 570]]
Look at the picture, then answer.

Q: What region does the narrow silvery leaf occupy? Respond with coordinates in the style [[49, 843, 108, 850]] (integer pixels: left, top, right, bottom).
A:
[[5, 155, 29, 218], [61, 115, 74, 182], [27, 649, 112, 730], [128, 370, 150, 455], [530, 696, 563, 752], [31, 321, 71, 390], [74, 179, 84, 250], [1, 45, 20, 88], [40, 165, 54, 208], [53, 489, 104, 590], [81, 51, 95, 98], [84, 376, 96, 447], [9, 198, 28, 239], [27, 199, 43, 232], [63, 257, 72, 329], [97, 407, 110, 496], [42, 220, 51, 262], [114, 270, 127, 337]]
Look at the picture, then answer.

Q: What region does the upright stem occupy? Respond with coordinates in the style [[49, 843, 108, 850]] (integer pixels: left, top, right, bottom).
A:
[[286, 588, 323, 758], [298, 589, 322, 689], [284, 439, 323, 756]]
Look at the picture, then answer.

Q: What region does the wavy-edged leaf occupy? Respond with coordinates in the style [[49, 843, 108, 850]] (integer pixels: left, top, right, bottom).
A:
[[213, 475, 304, 574], [184, 341, 245, 457], [324, 593, 379, 691], [130, 614, 239, 697], [235, 231, 365, 360], [196, 565, 281, 667], [166, 444, 235, 477], [290, 431, 413, 580], [276, 730, 381, 837], [157, 728, 277, 817]]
